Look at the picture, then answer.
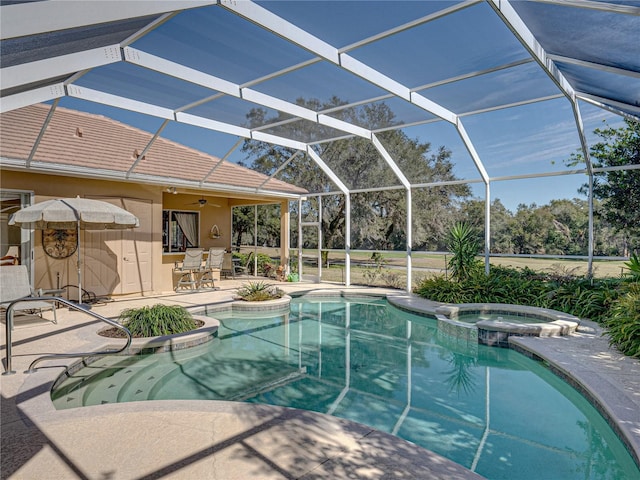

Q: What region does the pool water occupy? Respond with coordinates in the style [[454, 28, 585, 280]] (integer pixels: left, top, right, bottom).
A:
[[457, 312, 548, 324], [52, 296, 639, 479]]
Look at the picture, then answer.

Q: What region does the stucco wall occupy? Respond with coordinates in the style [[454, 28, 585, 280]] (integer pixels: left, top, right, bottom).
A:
[[1, 170, 238, 296]]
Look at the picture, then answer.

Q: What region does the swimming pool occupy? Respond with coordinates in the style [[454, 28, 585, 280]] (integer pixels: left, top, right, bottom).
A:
[[52, 295, 639, 479]]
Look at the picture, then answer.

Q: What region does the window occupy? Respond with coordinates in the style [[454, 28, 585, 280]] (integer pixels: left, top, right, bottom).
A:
[[1, 190, 31, 267], [163, 210, 200, 253]]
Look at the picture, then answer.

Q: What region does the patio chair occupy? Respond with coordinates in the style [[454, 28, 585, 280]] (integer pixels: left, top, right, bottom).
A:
[[174, 249, 203, 291], [221, 252, 234, 279], [199, 248, 224, 289], [234, 252, 253, 277], [1, 265, 57, 325]]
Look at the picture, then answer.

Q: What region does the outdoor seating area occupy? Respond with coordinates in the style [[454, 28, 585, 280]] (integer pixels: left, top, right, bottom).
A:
[[173, 248, 228, 291]]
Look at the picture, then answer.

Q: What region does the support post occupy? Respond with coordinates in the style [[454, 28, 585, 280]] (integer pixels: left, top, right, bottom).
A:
[[345, 193, 351, 287], [406, 188, 412, 292], [485, 182, 491, 275], [588, 175, 595, 278], [280, 199, 290, 274]]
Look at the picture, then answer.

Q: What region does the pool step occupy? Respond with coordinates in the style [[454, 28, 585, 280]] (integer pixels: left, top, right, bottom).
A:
[[53, 355, 140, 409]]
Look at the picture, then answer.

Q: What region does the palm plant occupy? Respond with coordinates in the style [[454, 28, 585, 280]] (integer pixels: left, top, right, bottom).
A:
[[447, 222, 482, 282]]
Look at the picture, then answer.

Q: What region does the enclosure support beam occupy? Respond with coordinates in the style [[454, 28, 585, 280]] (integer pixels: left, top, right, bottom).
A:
[[572, 101, 595, 278], [318, 195, 323, 282], [485, 183, 491, 275], [281, 200, 290, 274], [588, 176, 595, 278], [254, 205, 258, 276], [258, 151, 303, 190], [127, 119, 169, 177], [371, 134, 413, 291], [306, 147, 351, 286], [345, 194, 351, 287], [201, 137, 243, 185], [298, 198, 303, 281], [457, 121, 490, 185], [406, 189, 413, 292], [27, 99, 59, 168]]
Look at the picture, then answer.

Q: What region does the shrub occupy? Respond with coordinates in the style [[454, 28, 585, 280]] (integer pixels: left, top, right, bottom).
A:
[[234, 252, 276, 276], [606, 282, 640, 357], [414, 265, 621, 322], [622, 252, 640, 281], [414, 263, 638, 357], [362, 252, 387, 286], [382, 271, 404, 289], [236, 281, 284, 301], [547, 277, 619, 322], [118, 304, 197, 337]]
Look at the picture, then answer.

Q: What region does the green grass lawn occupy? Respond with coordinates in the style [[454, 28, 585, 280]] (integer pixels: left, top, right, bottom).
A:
[[290, 251, 627, 288], [237, 247, 627, 287]]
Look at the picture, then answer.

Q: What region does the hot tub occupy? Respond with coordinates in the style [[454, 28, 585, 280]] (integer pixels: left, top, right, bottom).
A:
[[435, 303, 580, 347]]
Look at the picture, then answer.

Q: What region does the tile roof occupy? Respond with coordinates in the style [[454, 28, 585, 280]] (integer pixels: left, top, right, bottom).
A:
[[0, 104, 307, 196]]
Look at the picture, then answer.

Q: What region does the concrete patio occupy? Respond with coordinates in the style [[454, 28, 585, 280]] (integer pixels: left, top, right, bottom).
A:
[[2, 279, 639, 479]]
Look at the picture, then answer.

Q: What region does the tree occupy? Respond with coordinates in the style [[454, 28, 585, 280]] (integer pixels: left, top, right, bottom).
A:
[[568, 119, 640, 253], [232, 206, 254, 249], [544, 199, 589, 255], [458, 198, 514, 253], [510, 203, 557, 254], [241, 98, 471, 252]]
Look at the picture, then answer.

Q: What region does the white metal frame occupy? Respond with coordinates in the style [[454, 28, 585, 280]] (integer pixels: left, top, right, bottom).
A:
[[1, 0, 638, 289]]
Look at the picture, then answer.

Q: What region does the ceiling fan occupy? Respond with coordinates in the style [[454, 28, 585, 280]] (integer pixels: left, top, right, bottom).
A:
[[186, 197, 221, 208]]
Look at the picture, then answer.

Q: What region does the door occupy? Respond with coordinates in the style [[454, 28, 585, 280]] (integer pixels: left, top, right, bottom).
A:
[[84, 197, 152, 297], [120, 198, 152, 294]]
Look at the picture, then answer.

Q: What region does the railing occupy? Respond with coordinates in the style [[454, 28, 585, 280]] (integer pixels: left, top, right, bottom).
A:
[[3, 296, 131, 375]]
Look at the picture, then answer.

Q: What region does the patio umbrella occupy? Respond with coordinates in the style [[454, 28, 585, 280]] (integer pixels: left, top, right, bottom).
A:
[[9, 197, 139, 304]]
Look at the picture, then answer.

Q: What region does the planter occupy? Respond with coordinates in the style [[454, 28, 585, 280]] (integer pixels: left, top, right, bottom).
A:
[[97, 314, 219, 355], [232, 295, 291, 313]]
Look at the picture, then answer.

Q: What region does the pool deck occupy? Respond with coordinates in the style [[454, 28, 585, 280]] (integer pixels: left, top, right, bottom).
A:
[[2, 281, 639, 479]]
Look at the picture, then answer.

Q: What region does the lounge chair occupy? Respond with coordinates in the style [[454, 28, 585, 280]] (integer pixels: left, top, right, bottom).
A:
[[1, 265, 57, 325], [199, 248, 224, 289], [174, 249, 203, 291]]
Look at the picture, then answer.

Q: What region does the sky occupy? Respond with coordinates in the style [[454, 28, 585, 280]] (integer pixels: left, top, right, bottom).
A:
[[45, 1, 629, 213], [54, 93, 623, 214]]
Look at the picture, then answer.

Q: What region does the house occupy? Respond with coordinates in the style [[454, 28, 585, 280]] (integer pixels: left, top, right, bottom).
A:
[[0, 104, 306, 297]]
